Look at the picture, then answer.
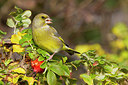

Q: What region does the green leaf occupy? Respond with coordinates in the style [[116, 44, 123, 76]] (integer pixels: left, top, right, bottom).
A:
[[27, 28, 32, 34], [59, 64, 70, 76], [0, 80, 4, 85], [104, 65, 113, 73], [21, 42, 30, 47], [72, 60, 82, 65], [90, 74, 96, 79], [4, 59, 13, 66], [12, 74, 20, 84], [22, 34, 32, 41], [111, 68, 118, 74], [19, 38, 27, 44], [30, 40, 34, 44], [40, 61, 47, 69], [49, 65, 66, 76], [80, 74, 93, 85], [47, 70, 57, 85], [6, 18, 15, 28], [37, 49, 50, 58], [62, 57, 67, 63], [17, 22, 23, 27], [12, 67, 26, 74], [22, 18, 31, 24], [14, 6, 23, 13], [15, 14, 22, 21], [9, 12, 17, 16], [21, 28, 28, 33], [38, 56, 45, 61], [29, 52, 34, 59], [95, 73, 106, 80], [23, 76, 35, 85], [23, 23, 29, 28], [22, 10, 32, 18], [99, 60, 105, 64], [26, 47, 32, 51]]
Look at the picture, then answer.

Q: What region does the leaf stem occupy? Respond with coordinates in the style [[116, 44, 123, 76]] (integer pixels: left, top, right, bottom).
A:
[[27, 41, 34, 50], [14, 22, 18, 34]]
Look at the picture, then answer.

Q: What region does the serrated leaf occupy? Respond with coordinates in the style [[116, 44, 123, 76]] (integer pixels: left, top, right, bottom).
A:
[[49, 65, 66, 76], [22, 10, 32, 18], [6, 18, 15, 28], [80, 74, 93, 85], [12, 68, 26, 74], [47, 70, 57, 85]]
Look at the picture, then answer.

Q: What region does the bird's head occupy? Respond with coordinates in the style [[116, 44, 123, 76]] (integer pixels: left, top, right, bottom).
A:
[[32, 13, 52, 27]]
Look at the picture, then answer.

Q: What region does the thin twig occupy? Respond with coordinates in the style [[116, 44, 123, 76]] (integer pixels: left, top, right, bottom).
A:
[[27, 41, 34, 50]]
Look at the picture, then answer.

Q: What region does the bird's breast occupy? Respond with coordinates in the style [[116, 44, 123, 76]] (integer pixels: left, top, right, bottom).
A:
[[32, 28, 63, 53]]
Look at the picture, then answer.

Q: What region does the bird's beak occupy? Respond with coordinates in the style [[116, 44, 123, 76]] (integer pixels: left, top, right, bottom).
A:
[[45, 18, 52, 24]]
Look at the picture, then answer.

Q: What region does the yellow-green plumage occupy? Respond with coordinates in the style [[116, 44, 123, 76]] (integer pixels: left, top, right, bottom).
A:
[[32, 13, 79, 56]]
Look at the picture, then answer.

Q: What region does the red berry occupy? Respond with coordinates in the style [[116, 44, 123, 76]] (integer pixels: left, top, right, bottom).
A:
[[93, 61, 98, 66], [31, 59, 45, 73]]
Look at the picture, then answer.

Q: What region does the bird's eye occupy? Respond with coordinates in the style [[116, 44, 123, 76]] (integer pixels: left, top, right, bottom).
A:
[[41, 16, 45, 19]]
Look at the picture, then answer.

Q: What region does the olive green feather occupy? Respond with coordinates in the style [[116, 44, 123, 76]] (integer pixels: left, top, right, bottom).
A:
[[32, 13, 80, 55]]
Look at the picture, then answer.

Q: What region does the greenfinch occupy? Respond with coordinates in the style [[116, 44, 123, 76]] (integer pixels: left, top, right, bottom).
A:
[[32, 13, 80, 60]]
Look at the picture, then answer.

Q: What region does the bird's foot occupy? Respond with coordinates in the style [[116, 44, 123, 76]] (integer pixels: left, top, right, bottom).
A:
[[46, 52, 56, 61]]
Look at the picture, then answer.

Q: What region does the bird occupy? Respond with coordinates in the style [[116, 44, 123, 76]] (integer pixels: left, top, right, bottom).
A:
[[32, 13, 80, 60]]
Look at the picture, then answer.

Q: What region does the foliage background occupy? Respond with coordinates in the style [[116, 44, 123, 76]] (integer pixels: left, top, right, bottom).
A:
[[0, 0, 128, 84], [0, 0, 128, 48]]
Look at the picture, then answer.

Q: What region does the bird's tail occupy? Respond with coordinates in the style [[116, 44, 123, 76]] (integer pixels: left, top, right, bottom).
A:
[[65, 48, 80, 55], [62, 41, 80, 55]]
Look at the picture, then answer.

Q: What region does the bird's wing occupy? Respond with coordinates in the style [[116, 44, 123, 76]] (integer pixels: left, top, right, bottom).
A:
[[50, 27, 69, 47], [50, 27, 80, 55]]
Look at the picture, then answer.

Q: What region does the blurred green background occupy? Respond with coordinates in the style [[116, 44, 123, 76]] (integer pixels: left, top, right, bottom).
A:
[[1, 0, 128, 68]]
